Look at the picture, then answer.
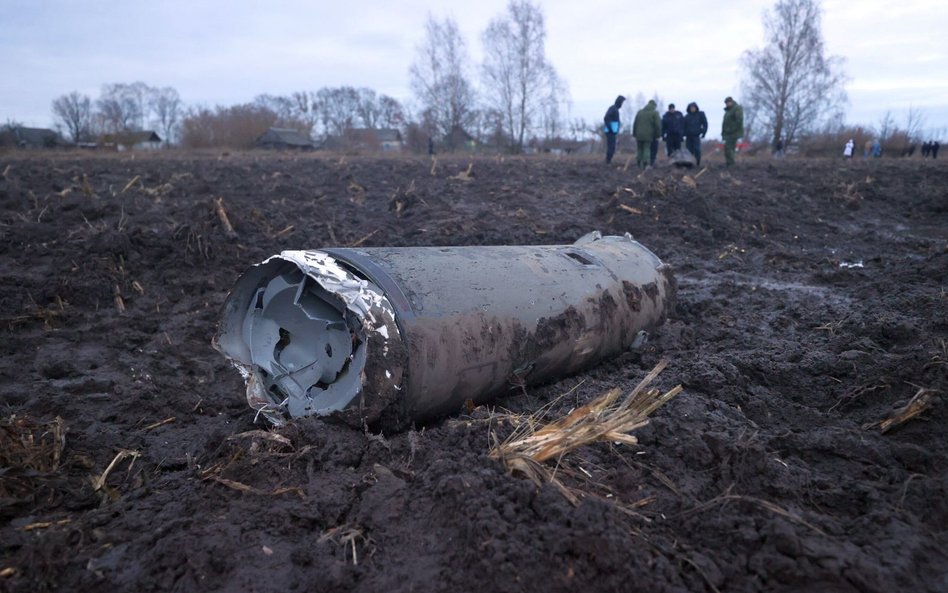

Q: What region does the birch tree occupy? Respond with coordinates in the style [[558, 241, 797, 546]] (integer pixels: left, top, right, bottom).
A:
[[481, 0, 562, 152], [149, 87, 182, 145], [409, 15, 476, 148], [740, 0, 847, 146]]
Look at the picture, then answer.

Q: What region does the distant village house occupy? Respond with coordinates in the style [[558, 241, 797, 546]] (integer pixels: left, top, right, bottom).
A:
[[443, 126, 477, 151], [0, 127, 64, 149], [255, 127, 315, 150], [101, 131, 162, 151], [324, 128, 403, 152]]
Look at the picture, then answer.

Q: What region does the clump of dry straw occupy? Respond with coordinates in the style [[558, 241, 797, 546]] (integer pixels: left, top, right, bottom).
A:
[[489, 359, 682, 501]]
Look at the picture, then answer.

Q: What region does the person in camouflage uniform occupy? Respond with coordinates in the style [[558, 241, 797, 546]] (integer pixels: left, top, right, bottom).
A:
[[633, 100, 662, 169], [721, 96, 744, 167]]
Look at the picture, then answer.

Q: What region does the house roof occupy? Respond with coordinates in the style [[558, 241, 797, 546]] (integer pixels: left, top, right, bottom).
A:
[[102, 131, 162, 145], [445, 126, 474, 143], [11, 127, 63, 147], [320, 128, 404, 150], [375, 128, 402, 142], [256, 127, 314, 147]]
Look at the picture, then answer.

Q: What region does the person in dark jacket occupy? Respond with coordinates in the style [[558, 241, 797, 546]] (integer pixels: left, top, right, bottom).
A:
[[633, 99, 662, 169], [933, 141, 941, 159], [661, 104, 685, 156], [682, 102, 708, 166], [603, 95, 625, 164]]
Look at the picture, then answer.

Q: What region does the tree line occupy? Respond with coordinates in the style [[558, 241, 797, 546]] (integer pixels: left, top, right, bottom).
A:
[[42, 0, 941, 154], [47, 1, 572, 153]]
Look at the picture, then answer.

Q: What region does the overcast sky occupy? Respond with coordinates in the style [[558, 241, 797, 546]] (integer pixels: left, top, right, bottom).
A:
[[2, 0, 947, 140]]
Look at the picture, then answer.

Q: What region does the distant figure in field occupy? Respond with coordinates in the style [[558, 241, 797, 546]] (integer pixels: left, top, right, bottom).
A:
[[721, 96, 744, 167], [632, 99, 662, 169], [603, 95, 625, 164], [843, 139, 854, 158], [428, 137, 435, 156], [773, 137, 784, 158], [661, 104, 685, 156], [871, 139, 882, 158], [864, 139, 873, 159], [921, 141, 931, 158], [933, 141, 941, 159], [683, 102, 708, 166]]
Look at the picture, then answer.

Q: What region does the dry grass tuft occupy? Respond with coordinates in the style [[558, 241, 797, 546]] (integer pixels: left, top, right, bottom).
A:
[[864, 387, 939, 433], [489, 360, 682, 502], [0, 416, 65, 474], [0, 415, 66, 498]]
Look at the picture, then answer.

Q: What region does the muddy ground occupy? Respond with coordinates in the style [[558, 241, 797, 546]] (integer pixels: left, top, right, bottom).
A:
[[1, 150, 946, 592]]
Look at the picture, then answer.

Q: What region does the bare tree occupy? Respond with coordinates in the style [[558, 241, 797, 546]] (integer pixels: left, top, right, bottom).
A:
[[903, 105, 927, 142], [355, 88, 383, 129], [377, 95, 405, 129], [740, 0, 847, 146], [255, 92, 322, 138], [539, 71, 570, 142], [481, 0, 561, 152], [877, 110, 895, 144], [150, 87, 182, 146], [254, 94, 294, 120], [315, 87, 360, 137], [409, 15, 477, 149], [51, 91, 93, 142], [290, 91, 320, 134], [127, 82, 153, 130], [97, 83, 147, 133], [179, 103, 279, 149]]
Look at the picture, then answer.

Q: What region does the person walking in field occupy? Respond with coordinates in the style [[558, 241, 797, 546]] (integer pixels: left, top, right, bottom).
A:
[[683, 102, 708, 166], [933, 141, 941, 159], [633, 99, 662, 170], [661, 104, 685, 156], [721, 96, 744, 167], [603, 95, 625, 164], [844, 138, 854, 158]]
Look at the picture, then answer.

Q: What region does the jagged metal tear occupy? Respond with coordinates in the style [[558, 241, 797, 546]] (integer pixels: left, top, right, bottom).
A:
[[241, 267, 367, 418]]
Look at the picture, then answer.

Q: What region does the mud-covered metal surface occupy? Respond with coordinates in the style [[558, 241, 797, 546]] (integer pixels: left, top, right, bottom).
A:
[[216, 233, 675, 429]]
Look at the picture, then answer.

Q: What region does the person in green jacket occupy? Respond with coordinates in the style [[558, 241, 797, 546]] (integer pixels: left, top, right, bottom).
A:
[[722, 96, 744, 167], [633, 100, 662, 169]]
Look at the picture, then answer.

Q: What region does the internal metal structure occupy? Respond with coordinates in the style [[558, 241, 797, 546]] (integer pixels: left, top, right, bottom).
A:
[[241, 266, 366, 417]]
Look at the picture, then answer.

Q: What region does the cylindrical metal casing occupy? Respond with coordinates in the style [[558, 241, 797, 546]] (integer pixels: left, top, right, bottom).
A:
[[214, 233, 675, 430]]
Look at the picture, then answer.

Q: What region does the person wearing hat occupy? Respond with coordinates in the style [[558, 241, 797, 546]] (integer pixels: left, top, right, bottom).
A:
[[661, 103, 685, 156], [602, 95, 625, 164], [633, 99, 662, 169], [721, 96, 744, 167]]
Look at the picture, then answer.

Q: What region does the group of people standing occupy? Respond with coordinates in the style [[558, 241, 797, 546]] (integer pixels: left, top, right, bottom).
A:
[[603, 96, 744, 168], [921, 141, 941, 159], [848, 138, 939, 159]]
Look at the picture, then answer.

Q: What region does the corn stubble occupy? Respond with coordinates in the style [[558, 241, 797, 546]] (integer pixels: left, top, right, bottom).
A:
[[489, 359, 682, 503]]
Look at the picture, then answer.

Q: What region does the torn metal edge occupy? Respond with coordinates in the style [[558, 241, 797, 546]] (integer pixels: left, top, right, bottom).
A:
[[213, 250, 406, 426]]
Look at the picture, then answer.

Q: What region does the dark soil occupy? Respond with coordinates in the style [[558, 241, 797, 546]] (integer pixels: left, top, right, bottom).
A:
[[1, 151, 946, 592]]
